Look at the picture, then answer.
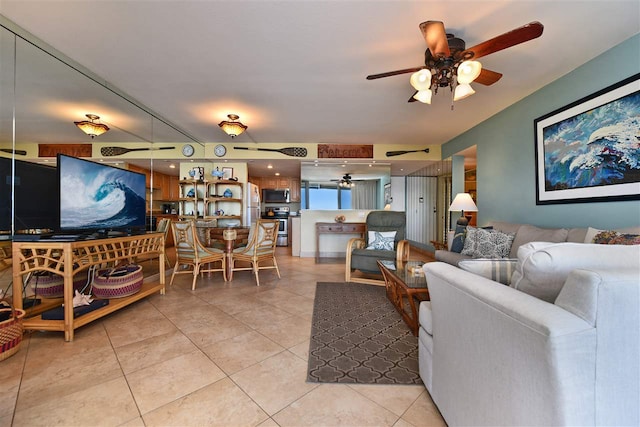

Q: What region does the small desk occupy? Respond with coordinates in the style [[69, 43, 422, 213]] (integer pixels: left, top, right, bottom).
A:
[[315, 222, 366, 263], [377, 259, 430, 336]]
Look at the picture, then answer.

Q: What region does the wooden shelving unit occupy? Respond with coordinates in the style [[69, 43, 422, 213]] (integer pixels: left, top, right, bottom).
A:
[[178, 179, 243, 223]]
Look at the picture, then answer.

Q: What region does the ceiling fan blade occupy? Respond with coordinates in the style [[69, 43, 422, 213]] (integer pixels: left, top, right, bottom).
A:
[[464, 21, 544, 60], [408, 91, 418, 102], [419, 21, 451, 58], [366, 67, 423, 80], [473, 68, 503, 85]]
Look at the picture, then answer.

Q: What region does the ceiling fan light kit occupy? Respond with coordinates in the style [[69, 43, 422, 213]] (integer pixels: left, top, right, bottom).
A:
[[74, 113, 110, 138], [367, 20, 543, 106], [218, 114, 247, 138], [453, 83, 475, 101]]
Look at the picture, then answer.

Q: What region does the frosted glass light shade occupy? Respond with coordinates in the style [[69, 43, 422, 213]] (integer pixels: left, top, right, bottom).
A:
[[413, 89, 433, 104], [410, 69, 432, 91], [453, 83, 475, 101], [457, 60, 482, 84]]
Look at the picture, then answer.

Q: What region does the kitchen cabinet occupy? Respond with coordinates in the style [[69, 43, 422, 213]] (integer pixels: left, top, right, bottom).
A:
[[289, 179, 300, 202], [261, 177, 290, 189]]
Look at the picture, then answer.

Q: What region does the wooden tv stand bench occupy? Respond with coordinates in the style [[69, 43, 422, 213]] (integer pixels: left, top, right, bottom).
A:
[[12, 233, 166, 341]]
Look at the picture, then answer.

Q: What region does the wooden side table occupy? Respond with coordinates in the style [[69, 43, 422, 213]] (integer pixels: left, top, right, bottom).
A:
[[315, 222, 366, 262], [377, 259, 430, 336]]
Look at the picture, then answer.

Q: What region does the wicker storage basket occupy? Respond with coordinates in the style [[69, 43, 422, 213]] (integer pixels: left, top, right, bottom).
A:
[[92, 265, 143, 299], [0, 306, 25, 362], [28, 271, 89, 299]]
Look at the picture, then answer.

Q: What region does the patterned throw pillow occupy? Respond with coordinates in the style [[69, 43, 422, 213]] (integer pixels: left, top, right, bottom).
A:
[[461, 226, 515, 258], [458, 258, 518, 285], [585, 227, 640, 245], [366, 231, 396, 251]]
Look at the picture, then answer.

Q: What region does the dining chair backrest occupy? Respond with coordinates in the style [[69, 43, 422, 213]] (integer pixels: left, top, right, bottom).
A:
[[171, 220, 199, 259], [243, 219, 278, 256]]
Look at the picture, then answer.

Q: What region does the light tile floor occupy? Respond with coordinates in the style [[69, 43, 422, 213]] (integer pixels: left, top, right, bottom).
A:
[[2, 248, 446, 427]]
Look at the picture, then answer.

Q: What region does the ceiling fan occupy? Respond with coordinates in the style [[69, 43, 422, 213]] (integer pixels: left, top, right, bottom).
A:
[[366, 20, 544, 104], [331, 173, 356, 188]]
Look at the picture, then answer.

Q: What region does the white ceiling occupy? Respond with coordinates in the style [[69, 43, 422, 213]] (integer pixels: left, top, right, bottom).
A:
[[1, 1, 638, 179]]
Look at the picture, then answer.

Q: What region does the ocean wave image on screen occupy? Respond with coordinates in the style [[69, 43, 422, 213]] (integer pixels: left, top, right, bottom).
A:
[[60, 159, 146, 230]]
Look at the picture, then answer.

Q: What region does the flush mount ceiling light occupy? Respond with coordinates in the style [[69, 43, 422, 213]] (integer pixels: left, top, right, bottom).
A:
[[74, 113, 109, 138], [218, 114, 247, 138]]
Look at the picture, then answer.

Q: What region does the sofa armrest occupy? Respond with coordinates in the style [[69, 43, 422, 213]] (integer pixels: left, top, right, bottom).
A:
[[423, 262, 596, 426]]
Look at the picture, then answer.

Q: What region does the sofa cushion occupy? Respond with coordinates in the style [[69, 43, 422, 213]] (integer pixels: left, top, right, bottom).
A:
[[435, 250, 471, 266], [419, 300, 432, 335], [511, 242, 640, 302], [461, 226, 515, 258], [509, 224, 568, 258], [458, 258, 518, 285]]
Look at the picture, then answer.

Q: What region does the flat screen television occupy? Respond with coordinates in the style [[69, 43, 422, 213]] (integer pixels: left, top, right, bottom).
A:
[[0, 157, 58, 233], [58, 154, 146, 233]]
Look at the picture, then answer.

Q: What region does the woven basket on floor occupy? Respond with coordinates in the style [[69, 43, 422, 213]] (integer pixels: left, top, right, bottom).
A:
[[92, 264, 143, 299], [28, 271, 90, 299], [0, 306, 25, 362]]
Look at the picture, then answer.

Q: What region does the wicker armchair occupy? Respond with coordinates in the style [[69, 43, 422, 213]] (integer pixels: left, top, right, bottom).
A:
[[345, 211, 409, 285]]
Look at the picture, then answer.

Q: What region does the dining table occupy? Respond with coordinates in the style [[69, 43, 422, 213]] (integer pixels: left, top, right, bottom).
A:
[[201, 225, 251, 280]]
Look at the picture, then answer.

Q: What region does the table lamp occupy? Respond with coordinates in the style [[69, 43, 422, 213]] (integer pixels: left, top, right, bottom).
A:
[[449, 193, 478, 226]]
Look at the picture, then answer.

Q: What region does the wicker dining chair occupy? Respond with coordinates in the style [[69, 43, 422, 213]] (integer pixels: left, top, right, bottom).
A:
[[169, 220, 226, 290], [229, 219, 280, 286]]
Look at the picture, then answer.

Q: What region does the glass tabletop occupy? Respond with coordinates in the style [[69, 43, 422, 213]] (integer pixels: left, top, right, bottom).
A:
[[378, 260, 428, 288]]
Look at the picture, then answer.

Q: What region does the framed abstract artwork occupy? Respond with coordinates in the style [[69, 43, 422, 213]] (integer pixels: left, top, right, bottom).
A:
[[534, 73, 640, 205]]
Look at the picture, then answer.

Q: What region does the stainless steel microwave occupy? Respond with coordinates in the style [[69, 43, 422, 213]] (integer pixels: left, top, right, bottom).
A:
[[262, 189, 290, 203]]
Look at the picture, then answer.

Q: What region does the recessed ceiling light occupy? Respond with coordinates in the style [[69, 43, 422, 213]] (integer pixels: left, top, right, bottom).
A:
[[275, 172, 280, 176], [267, 165, 273, 169], [169, 164, 176, 169]]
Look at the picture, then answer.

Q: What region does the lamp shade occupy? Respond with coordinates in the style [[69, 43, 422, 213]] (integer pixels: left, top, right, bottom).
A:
[[410, 69, 432, 91], [413, 89, 433, 104], [449, 193, 477, 212], [457, 60, 482, 84], [453, 83, 476, 101]]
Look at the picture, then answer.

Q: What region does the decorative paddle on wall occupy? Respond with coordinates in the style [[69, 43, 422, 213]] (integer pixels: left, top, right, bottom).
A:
[[0, 149, 27, 156], [386, 148, 430, 157], [234, 146, 307, 157], [100, 146, 175, 157]]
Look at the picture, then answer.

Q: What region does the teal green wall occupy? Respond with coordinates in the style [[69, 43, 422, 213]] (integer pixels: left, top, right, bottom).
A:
[[443, 34, 640, 229]]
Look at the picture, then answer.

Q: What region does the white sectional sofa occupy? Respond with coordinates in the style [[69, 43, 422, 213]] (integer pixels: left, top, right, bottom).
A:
[[420, 241, 640, 426]]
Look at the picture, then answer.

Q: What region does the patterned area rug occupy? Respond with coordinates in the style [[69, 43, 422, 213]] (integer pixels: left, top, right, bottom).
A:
[[307, 282, 422, 385]]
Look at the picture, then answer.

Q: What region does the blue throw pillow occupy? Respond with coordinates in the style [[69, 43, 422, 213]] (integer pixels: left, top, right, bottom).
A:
[[450, 224, 467, 253]]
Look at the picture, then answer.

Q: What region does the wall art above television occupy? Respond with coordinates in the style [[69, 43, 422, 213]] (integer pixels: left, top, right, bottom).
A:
[[534, 73, 640, 205]]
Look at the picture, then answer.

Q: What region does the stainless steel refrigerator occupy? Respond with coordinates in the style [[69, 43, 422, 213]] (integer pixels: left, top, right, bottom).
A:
[[244, 182, 261, 226]]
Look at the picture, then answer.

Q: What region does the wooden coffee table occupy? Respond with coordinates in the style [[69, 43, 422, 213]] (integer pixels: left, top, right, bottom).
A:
[[377, 259, 430, 336]]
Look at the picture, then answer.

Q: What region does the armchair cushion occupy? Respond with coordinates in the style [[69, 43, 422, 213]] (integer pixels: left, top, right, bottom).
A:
[[366, 231, 396, 250], [350, 247, 397, 273]]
